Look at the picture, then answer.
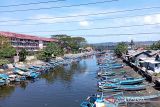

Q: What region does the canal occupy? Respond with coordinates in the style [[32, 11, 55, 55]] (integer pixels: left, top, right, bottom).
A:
[[0, 56, 98, 107]]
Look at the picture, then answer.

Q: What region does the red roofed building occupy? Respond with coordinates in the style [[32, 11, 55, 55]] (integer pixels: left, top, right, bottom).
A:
[[0, 31, 58, 51]]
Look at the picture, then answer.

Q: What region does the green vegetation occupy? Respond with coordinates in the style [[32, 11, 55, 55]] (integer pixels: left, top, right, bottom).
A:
[[37, 42, 63, 61], [0, 35, 16, 65], [150, 41, 160, 50], [52, 34, 87, 53], [114, 42, 128, 57], [19, 49, 28, 61], [0, 35, 16, 58], [0, 59, 10, 66], [0, 34, 87, 63]]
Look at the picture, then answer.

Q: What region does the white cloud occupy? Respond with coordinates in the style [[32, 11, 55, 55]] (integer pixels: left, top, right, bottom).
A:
[[31, 14, 67, 24], [144, 14, 160, 24], [79, 21, 89, 27]]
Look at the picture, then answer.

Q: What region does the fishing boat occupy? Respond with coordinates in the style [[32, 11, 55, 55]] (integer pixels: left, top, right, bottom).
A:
[[118, 78, 145, 85], [81, 92, 160, 107], [8, 73, 26, 82], [98, 77, 134, 84], [0, 74, 10, 85], [0, 79, 5, 86], [106, 60, 117, 64], [109, 64, 124, 69], [99, 77, 145, 85], [98, 71, 115, 76], [99, 84, 146, 91], [13, 68, 39, 79], [81, 93, 123, 107], [98, 82, 146, 91]]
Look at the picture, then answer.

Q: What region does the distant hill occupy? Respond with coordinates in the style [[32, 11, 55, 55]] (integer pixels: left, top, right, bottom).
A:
[[90, 41, 157, 50], [90, 41, 156, 46]]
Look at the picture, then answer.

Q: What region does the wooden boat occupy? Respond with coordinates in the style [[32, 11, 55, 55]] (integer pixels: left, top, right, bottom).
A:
[[118, 78, 145, 85], [0, 79, 5, 86], [106, 60, 117, 64], [0, 74, 10, 85], [81, 92, 160, 107], [98, 83, 119, 89], [98, 72, 115, 76], [99, 78, 145, 85], [98, 83, 146, 91], [109, 64, 123, 69], [13, 68, 39, 79], [8, 74, 26, 82], [99, 63, 123, 69]]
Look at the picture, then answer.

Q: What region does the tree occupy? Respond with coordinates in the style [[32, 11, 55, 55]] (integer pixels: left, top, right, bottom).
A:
[[19, 49, 28, 61], [37, 42, 63, 61], [0, 59, 10, 66], [0, 35, 16, 58], [150, 41, 160, 50], [114, 42, 128, 57], [51, 34, 87, 53]]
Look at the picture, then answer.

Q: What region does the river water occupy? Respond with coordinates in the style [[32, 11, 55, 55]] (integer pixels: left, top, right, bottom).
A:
[[0, 56, 98, 107], [1, 56, 160, 107]]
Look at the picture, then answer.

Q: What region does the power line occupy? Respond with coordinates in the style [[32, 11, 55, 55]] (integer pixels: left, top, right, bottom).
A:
[[0, 0, 118, 13], [0, 12, 159, 26], [0, 0, 65, 8], [19, 23, 160, 33], [0, 6, 160, 23], [83, 32, 160, 37], [22, 32, 160, 37]]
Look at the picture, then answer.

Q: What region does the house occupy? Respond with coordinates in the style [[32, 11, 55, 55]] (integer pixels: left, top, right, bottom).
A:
[[125, 50, 160, 64], [139, 57, 160, 73]]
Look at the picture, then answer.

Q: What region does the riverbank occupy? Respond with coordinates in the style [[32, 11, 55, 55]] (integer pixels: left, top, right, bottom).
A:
[[0, 52, 94, 86], [0, 52, 94, 73], [81, 53, 160, 107], [0, 53, 97, 107]]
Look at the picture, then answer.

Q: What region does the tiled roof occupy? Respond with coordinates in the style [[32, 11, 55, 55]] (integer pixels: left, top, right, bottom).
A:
[[0, 31, 58, 42]]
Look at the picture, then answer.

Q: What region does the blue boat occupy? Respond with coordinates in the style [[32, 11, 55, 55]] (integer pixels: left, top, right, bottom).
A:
[[81, 93, 123, 107], [13, 68, 40, 79], [99, 77, 145, 85], [99, 63, 123, 69], [118, 78, 145, 85], [8, 74, 25, 82], [0, 74, 10, 85], [81, 92, 160, 107], [109, 64, 123, 69], [99, 83, 146, 91], [98, 71, 115, 76], [114, 84, 146, 91], [0, 79, 5, 86]]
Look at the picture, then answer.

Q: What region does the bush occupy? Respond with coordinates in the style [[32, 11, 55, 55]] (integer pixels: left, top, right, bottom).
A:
[[19, 49, 28, 61], [0, 59, 10, 66]]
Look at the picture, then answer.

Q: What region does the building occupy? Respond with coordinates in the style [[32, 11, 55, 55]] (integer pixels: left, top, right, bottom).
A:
[[124, 50, 160, 73], [139, 57, 160, 73], [0, 31, 58, 52]]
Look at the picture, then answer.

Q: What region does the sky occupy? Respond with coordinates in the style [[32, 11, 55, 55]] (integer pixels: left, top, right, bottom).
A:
[[0, 0, 160, 43]]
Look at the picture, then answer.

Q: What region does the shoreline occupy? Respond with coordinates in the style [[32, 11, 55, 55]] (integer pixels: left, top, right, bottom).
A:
[[0, 52, 94, 86]]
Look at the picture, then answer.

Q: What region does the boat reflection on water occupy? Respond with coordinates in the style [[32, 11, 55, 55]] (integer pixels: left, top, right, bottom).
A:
[[0, 56, 89, 101]]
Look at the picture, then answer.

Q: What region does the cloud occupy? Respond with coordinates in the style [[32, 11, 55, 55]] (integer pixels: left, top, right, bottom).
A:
[[79, 21, 89, 27], [0, 17, 20, 25], [144, 14, 160, 24], [31, 14, 67, 24]]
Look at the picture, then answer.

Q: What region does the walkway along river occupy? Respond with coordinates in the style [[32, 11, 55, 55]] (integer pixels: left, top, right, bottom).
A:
[[0, 56, 98, 107]]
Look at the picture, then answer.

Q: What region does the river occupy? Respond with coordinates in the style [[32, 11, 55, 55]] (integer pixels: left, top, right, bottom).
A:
[[0, 56, 98, 107]]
